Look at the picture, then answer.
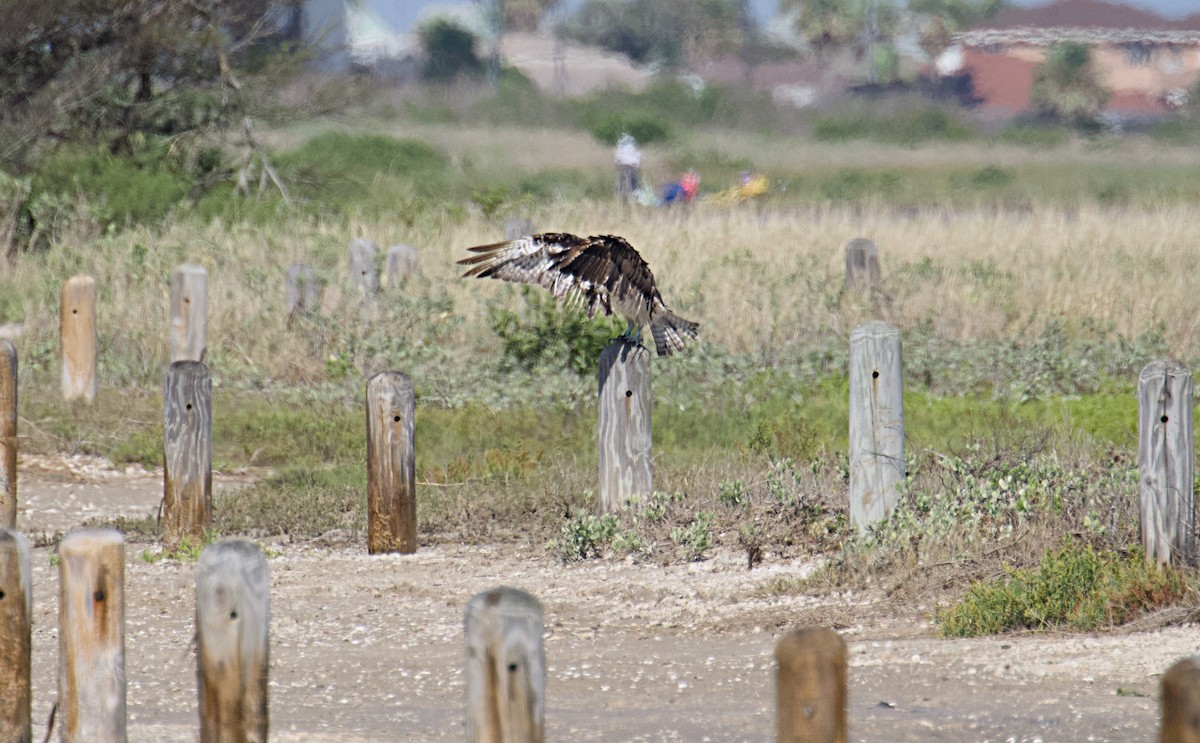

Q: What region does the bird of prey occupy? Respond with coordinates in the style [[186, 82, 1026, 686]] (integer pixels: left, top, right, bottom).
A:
[[458, 232, 699, 356]]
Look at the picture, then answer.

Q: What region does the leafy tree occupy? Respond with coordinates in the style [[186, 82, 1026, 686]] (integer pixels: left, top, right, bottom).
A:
[[1030, 42, 1109, 127], [419, 19, 485, 82], [564, 0, 744, 67], [910, 0, 1002, 59]]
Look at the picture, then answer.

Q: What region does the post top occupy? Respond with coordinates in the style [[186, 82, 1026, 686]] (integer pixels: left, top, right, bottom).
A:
[[465, 586, 544, 621], [1139, 358, 1191, 380], [59, 527, 124, 552], [850, 320, 900, 340]]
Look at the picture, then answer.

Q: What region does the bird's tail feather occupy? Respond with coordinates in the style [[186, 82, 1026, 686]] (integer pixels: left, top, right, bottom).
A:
[[650, 310, 699, 357]]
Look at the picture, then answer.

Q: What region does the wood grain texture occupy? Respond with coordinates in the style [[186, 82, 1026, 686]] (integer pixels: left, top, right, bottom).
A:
[[1161, 657, 1200, 743], [849, 322, 904, 533], [60, 275, 97, 402], [844, 238, 880, 291], [285, 264, 319, 319], [0, 529, 32, 743], [348, 238, 379, 294], [366, 371, 416, 554], [384, 244, 419, 288], [197, 540, 270, 743], [1138, 360, 1195, 566], [775, 627, 847, 743], [597, 339, 652, 514], [58, 528, 126, 743], [0, 341, 15, 528], [164, 361, 213, 548], [169, 264, 208, 363], [464, 587, 545, 743]]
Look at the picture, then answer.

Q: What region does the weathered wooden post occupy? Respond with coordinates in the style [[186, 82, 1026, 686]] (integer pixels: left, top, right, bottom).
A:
[[776, 627, 848, 743], [0, 529, 31, 743], [348, 238, 379, 295], [504, 218, 535, 240], [170, 264, 208, 362], [285, 263, 319, 319], [164, 361, 212, 549], [58, 528, 126, 743], [366, 371, 416, 554], [844, 238, 880, 291], [464, 587, 545, 743], [1138, 360, 1195, 567], [0, 340, 15, 529], [196, 540, 269, 743], [597, 339, 652, 515], [383, 244, 419, 288], [1161, 657, 1200, 743], [60, 275, 97, 402], [849, 321, 904, 533]]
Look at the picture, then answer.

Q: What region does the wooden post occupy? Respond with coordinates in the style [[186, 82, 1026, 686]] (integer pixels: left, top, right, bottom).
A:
[[60, 275, 97, 402], [196, 540, 269, 743], [164, 361, 212, 549], [285, 263, 318, 319], [849, 321, 904, 533], [0, 529, 31, 743], [1138, 360, 1195, 567], [348, 238, 379, 295], [58, 528, 126, 743], [597, 339, 652, 515], [383, 244, 419, 288], [366, 371, 416, 554], [844, 238, 880, 291], [464, 587, 545, 743], [776, 628, 848, 743], [504, 218, 535, 240], [169, 264, 208, 363], [0, 340, 15, 529]]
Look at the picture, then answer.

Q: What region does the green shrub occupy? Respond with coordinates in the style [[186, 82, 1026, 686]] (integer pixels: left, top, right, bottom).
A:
[[488, 287, 624, 375], [671, 510, 716, 561], [583, 110, 672, 145], [557, 510, 619, 562], [939, 543, 1190, 636], [971, 164, 1013, 188], [217, 467, 367, 539], [812, 106, 970, 145], [419, 19, 484, 82]]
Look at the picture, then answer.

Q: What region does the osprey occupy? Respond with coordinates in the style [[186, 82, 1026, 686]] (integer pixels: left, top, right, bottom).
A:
[[458, 232, 699, 356]]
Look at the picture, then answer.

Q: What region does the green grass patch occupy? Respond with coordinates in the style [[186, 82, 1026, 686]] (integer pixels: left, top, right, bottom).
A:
[[938, 543, 1192, 635]]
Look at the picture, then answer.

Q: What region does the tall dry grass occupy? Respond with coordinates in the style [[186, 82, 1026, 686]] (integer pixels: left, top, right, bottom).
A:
[[3, 200, 1198, 392]]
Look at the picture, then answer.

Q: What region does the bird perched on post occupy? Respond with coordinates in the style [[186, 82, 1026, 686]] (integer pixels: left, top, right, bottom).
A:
[[458, 232, 699, 356]]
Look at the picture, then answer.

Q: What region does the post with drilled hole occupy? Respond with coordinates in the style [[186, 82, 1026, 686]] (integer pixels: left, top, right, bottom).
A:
[[1161, 657, 1200, 743], [1138, 360, 1195, 567], [844, 238, 880, 291], [849, 321, 903, 533], [349, 238, 379, 295], [598, 339, 652, 515], [0, 340, 15, 528], [58, 528, 126, 743], [776, 627, 847, 743], [164, 361, 212, 549], [170, 264, 208, 362], [285, 263, 319, 320], [197, 540, 269, 743], [0, 529, 31, 743], [464, 587, 545, 743], [366, 371, 416, 554], [60, 275, 97, 402]]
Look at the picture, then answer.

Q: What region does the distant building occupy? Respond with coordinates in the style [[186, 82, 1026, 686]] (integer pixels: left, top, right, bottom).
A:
[[940, 0, 1200, 115]]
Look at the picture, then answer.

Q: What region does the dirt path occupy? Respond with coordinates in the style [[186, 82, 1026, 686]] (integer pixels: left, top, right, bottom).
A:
[[13, 455, 1191, 742]]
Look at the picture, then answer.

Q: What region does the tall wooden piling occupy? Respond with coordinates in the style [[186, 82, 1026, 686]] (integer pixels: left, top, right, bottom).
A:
[[849, 321, 904, 533], [58, 528, 126, 743], [776, 628, 848, 743], [1138, 360, 1195, 567], [384, 244, 419, 288], [464, 587, 545, 743], [60, 275, 97, 402], [0, 529, 31, 743], [169, 264, 208, 362], [366, 371, 416, 554], [164, 361, 212, 549], [285, 263, 319, 319], [844, 238, 880, 291], [197, 540, 270, 743], [0, 340, 15, 528], [597, 339, 652, 514], [349, 238, 379, 295]]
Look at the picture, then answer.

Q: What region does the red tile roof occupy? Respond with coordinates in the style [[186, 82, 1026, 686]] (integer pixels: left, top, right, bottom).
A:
[[977, 0, 1200, 31]]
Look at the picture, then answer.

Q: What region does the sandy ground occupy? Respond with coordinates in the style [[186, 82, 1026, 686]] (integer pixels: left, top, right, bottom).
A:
[[10, 453, 1198, 742]]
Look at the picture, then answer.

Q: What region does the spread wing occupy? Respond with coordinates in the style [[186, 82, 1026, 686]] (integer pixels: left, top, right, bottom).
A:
[[458, 232, 659, 322]]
